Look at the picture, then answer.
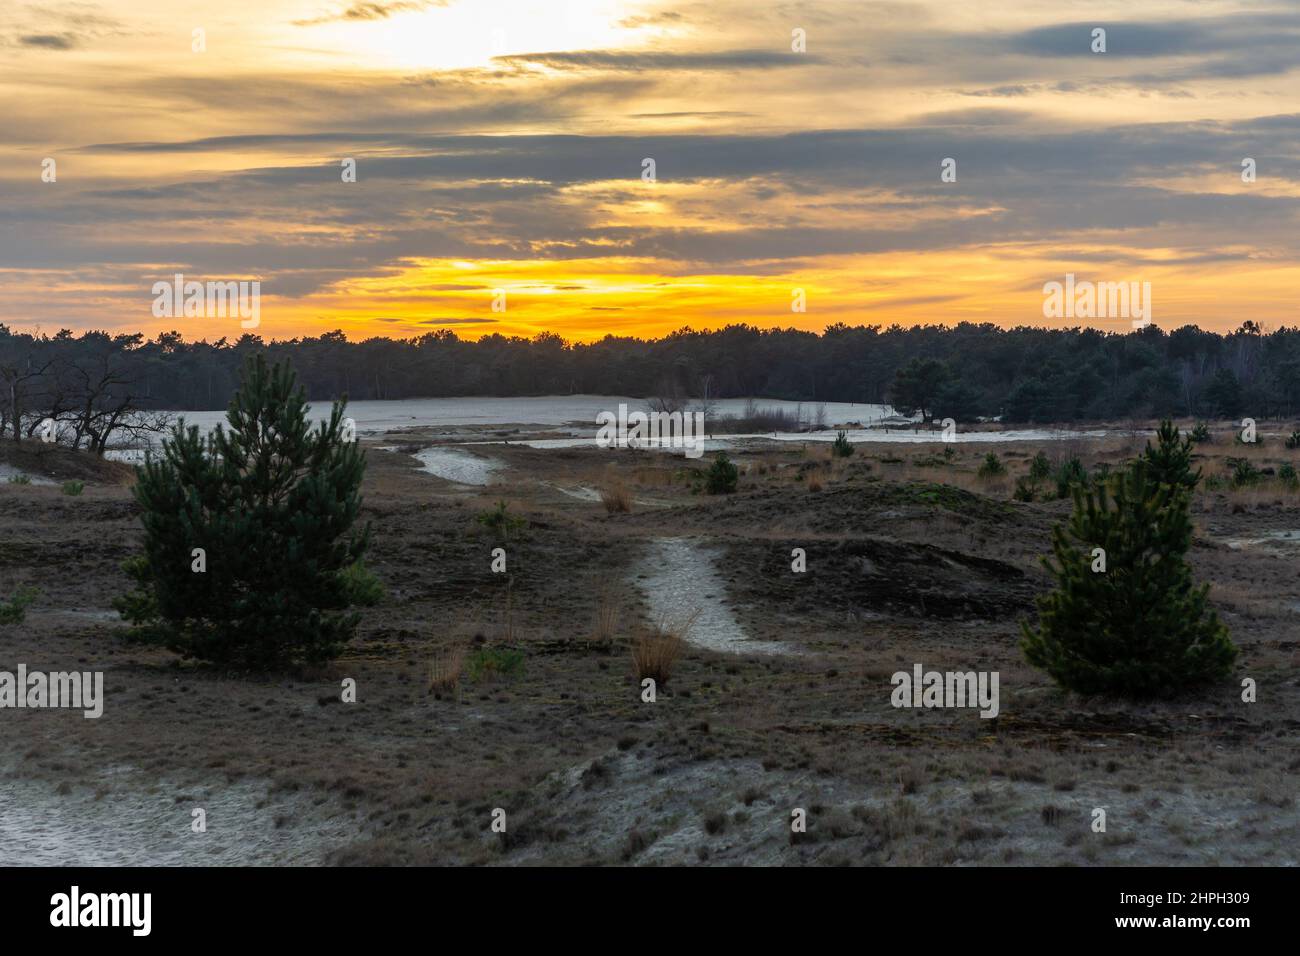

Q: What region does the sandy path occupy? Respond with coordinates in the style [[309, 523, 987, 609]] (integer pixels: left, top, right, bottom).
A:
[[635, 537, 787, 655]]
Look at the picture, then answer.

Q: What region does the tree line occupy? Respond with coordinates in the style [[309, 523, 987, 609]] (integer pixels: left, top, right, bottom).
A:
[[2, 320, 1297, 451]]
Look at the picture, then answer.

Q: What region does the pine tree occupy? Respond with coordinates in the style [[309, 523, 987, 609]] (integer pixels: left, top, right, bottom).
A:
[[1021, 463, 1236, 696], [114, 355, 371, 668], [1142, 419, 1200, 491]]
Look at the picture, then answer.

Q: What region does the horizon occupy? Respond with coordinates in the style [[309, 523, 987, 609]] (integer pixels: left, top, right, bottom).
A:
[[0, 318, 1291, 348], [5, 1, 1300, 341]]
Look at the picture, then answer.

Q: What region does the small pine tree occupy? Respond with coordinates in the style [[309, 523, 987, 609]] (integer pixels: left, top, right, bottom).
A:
[[1228, 456, 1261, 487], [1281, 462, 1299, 489], [831, 431, 854, 458], [1021, 463, 1236, 697], [1053, 457, 1088, 498], [114, 355, 371, 668], [705, 453, 739, 494], [977, 452, 1004, 478], [1029, 452, 1051, 480], [1142, 419, 1201, 491]]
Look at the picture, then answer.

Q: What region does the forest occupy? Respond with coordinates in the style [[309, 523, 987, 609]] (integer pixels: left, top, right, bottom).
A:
[[0, 320, 1293, 448]]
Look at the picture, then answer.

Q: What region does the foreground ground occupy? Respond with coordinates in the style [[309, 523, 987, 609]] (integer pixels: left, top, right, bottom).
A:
[[0, 421, 1296, 865]]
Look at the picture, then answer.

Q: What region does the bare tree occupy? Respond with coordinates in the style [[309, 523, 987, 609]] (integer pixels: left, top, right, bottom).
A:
[[0, 352, 53, 442], [694, 372, 718, 426], [646, 376, 687, 415], [59, 334, 169, 455]]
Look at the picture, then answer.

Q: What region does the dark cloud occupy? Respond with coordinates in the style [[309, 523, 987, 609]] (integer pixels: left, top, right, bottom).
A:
[[18, 33, 76, 49], [1008, 14, 1300, 63], [1009, 22, 1204, 58]]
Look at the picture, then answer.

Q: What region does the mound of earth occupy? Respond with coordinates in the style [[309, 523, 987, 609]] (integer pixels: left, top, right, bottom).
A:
[[722, 535, 1036, 623], [621, 479, 1031, 536], [0, 439, 136, 484]]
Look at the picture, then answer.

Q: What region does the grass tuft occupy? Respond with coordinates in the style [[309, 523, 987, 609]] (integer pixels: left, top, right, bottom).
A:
[[631, 611, 696, 688]]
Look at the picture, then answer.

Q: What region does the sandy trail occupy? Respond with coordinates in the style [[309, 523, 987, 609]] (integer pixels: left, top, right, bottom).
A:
[[1222, 529, 1300, 550], [635, 537, 787, 655]]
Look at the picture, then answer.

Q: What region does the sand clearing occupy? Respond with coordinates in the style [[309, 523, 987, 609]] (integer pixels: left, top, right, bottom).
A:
[[0, 463, 55, 486], [0, 766, 356, 866], [411, 447, 501, 485]]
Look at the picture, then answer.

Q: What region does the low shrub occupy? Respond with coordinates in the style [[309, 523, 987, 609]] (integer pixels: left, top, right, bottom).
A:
[[0, 587, 39, 626], [477, 500, 528, 538], [339, 560, 385, 607], [466, 646, 525, 682]]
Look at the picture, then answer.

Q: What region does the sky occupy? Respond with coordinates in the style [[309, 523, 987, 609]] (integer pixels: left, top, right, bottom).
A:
[[3, 0, 1300, 342]]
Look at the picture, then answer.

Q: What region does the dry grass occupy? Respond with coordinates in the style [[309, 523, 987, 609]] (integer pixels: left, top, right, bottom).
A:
[[1212, 483, 1289, 510], [497, 580, 517, 643], [631, 611, 697, 687], [749, 455, 786, 476], [599, 478, 632, 513], [591, 587, 620, 645], [632, 465, 676, 487], [802, 442, 834, 462], [428, 647, 465, 697]]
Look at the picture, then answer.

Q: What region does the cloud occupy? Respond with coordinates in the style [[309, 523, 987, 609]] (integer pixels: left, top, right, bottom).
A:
[[493, 49, 818, 72], [13, 114, 1300, 308], [618, 12, 685, 29], [415, 317, 495, 325], [292, 1, 450, 27], [10, 0, 1300, 334], [1, 3, 128, 51]]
